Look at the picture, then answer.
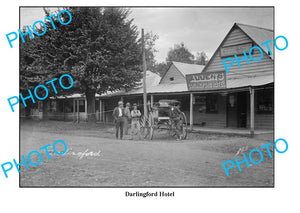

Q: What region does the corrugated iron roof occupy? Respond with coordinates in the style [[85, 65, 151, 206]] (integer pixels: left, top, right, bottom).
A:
[[53, 93, 102, 99], [227, 74, 273, 89], [172, 61, 205, 76], [100, 74, 273, 97], [236, 23, 274, 60], [147, 83, 188, 93], [100, 83, 189, 97], [137, 70, 161, 87], [60, 74, 273, 99]]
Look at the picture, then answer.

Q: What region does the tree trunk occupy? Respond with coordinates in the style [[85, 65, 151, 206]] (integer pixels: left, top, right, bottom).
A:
[[86, 91, 96, 122]]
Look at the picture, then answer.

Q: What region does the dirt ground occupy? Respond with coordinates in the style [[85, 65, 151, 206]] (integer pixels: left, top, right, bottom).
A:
[[19, 120, 274, 187]]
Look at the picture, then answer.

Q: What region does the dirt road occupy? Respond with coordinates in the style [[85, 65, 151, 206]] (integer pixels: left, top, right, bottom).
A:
[[20, 120, 274, 187]]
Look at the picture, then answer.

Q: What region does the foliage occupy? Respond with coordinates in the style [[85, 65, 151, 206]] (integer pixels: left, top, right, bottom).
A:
[[141, 31, 159, 72], [20, 7, 143, 121], [166, 42, 194, 64], [194, 51, 208, 65], [153, 43, 209, 76]]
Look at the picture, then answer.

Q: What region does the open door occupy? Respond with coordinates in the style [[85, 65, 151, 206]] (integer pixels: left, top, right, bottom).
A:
[[227, 92, 247, 128], [237, 92, 247, 128], [227, 94, 237, 127]]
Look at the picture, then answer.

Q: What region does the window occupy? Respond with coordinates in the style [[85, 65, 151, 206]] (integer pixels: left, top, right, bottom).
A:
[[79, 100, 85, 112], [49, 100, 57, 112], [194, 94, 218, 113], [206, 94, 218, 113], [256, 89, 273, 114], [169, 77, 174, 81], [194, 95, 206, 113], [64, 100, 73, 113]]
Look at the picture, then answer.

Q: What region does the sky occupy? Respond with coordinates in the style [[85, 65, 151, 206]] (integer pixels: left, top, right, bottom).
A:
[[20, 7, 273, 62]]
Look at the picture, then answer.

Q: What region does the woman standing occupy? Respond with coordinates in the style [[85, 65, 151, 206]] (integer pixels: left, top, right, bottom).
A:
[[124, 102, 131, 135]]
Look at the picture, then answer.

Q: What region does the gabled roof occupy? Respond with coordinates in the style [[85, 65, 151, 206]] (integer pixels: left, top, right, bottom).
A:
[[159, 61, 205, 84], [137, 70, 161, 87], [202, 22, 274, 74], [172, 61, 205, 76], [236, 23, 274, 59]]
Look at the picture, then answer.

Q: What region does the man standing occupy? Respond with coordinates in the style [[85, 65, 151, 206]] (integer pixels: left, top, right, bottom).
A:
[[112, 101, 125, 140], [130, 103, 142, 140]]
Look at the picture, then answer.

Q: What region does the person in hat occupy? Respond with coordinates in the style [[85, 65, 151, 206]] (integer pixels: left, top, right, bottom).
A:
[[130, 103, 142, 140], [112, 101, 125, 139]]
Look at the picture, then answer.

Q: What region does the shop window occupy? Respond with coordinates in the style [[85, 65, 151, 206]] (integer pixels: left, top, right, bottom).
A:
[[64, 100, 73, 113], [194, 95, 206, 113], [256, 89, 273, 114], [206, 94, 218, 113]]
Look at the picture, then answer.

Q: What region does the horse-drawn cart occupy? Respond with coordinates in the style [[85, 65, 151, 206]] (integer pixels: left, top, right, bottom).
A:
[[140, 99, 188, 140]]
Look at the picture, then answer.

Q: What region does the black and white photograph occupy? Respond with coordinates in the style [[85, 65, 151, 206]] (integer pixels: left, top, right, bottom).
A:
[[18, 6, 275, 187], [2, 0, 300, 212]]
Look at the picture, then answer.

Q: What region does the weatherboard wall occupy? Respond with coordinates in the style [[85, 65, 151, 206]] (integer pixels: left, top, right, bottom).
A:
[[202, 25, 274, 130], [160, 64, 186, 84], [204, 27, 274, 78]]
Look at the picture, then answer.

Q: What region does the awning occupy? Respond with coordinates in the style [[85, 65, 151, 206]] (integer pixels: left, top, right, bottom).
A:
[[227, 74, 273, 89]]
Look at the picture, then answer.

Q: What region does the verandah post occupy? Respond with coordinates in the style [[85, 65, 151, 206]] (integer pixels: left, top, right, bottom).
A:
[[190, 93, 194, 130], [73, 99, 75, 123], [250, 87, 255, 136]]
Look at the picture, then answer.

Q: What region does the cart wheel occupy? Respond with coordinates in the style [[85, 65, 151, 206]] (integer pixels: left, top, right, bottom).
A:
[[179, 112, 188, 139], [140, 114, 154, 140]]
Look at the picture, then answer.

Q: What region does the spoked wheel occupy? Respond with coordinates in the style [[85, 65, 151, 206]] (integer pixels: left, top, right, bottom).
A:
[[179, 112, 188, 139], [140, 114, 154, 140]]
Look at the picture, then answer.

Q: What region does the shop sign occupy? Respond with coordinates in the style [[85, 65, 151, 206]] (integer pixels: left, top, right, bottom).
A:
[[186, 71, 226, 91]]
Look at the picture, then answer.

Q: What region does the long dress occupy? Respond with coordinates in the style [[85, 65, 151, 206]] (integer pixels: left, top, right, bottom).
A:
[[124, 107, 131, 135]]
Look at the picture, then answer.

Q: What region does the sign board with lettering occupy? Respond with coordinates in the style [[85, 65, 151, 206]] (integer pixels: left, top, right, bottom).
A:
[[220, 42, 252, 57], [186, 71, 226, 91]]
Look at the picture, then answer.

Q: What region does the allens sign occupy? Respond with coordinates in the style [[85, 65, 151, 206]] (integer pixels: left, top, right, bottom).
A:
[[186, 71, 226, 91]]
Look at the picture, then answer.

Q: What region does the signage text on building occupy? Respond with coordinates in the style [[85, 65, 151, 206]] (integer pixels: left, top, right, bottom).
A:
[[186, 71, 226, 91]]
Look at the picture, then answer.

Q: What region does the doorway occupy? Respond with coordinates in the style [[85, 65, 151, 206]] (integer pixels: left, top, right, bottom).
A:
[[227, 92, 247, 128]]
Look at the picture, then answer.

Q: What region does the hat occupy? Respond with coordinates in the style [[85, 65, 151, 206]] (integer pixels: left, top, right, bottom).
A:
[[133, 103, 137, 106], [126, 102, 130, 106]]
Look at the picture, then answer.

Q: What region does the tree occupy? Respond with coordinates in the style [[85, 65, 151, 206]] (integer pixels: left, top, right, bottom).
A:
[[142, 31, 159, 72], [166, 42, 194, 64], [20, 7, 143, 122], [154, 62, 169, 77], [153, 43, 209, 76], [194, 51, 208, 65]]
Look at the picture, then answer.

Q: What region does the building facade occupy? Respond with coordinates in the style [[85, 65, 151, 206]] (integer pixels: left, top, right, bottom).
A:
[[99, 23, 274, 133], [25, 23, 274, 134]]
